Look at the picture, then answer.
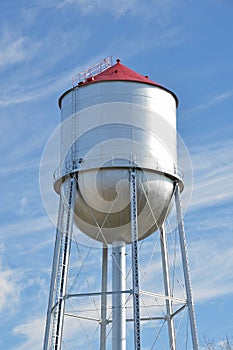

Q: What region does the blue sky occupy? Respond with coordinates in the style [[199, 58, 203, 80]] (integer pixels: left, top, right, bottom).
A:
[[0, 0, 233, 349]]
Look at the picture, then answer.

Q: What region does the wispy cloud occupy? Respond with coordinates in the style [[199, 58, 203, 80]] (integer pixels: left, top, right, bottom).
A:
[[189, 139, 233, 209], [57, 0, 138, 17], [0, 19, 90, 106], [57, 0, 183, 21], [0, 0, 185, 109], [110, 25, 187, 63], [190, 235, 233, 302], [0, 37, 28, 68], [0, 26, 41, 70], [12, 317, 45, 350], [0, 268, 18, 312], [186, 89, 233, 114], [0, 216, 53, 238], [0, 159, 38, 176], [12, 306, 100, 350], [0, 63, 70, 107], [0, 253, 21, 315]]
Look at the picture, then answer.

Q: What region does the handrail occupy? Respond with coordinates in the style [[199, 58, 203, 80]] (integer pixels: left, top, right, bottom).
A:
[[72, 56, 112, 87], [53, 155, 183, 183]]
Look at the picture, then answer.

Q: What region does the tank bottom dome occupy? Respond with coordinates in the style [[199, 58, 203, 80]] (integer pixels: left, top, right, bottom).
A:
[[61, 168, 175, 244]]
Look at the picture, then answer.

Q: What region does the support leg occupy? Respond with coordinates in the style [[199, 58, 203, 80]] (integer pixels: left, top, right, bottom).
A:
[[130, 169, 141, 350], [100, 245, 108, 350], [43, 176, 77, 350], [43, 199, 64, 350], [174, 183, 199, 350], [112, 241, 126, 350], [160, 224, 176, 350]]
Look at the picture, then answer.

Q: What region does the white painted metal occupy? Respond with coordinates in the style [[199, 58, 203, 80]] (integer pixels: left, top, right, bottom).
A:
[[100, 246, 108, 350], [174, 183, 199, 350], [130, 169, 141, 350], [160, 224, 176, 350], [43, 177, 76, 350], [140, 290, 186, 304], [67, 290, 131, 299], [44, 64, 199, 349], [70, 168, 174, 244], [112, 241, 126, 350], [55, 79, 180, 244], [43, 199, 64, 350], [71, 89, 77, 168], [59, 81, 177, 177]]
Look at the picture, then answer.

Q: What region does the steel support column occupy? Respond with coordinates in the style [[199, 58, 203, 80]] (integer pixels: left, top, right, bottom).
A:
[[160, 224, 176, 350], [43, 176, 77, 350], [130, 169, 141, 350], [100, 245, 108, 350], [43, 199, 64, 350], [174, 183, 199, 350], [112, 241, 126, 350]]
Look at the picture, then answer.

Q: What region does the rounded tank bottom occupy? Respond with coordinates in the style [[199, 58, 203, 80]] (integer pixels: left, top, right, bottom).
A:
[[60, 168, 174, 244]]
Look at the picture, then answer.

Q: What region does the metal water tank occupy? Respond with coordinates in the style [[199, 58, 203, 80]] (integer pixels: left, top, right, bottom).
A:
[[54, 59, 182, 244]]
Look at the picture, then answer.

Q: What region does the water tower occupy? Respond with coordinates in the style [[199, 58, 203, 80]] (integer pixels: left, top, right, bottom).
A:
[[43, 57, 199, 350]]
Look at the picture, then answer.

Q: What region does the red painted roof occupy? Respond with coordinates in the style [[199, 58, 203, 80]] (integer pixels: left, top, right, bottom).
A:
[[78, 59, 178, 105], [58, 60, 178, 107], [93, 60, 159, 85], [79, 59, 161, 87]]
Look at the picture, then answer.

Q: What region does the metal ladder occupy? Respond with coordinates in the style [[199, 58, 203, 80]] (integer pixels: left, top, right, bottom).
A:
[[71, 88, 77, 169]]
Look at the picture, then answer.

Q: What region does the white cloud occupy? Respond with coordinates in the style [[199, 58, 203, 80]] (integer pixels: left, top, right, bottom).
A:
[[0, 260, 20, 315], [0, 70, 67, 107], [189, 235, 233, 302], [0, 160, 38, 176], [12, 301, 100, 350], [57, 0, 136, 17], [0, 216, 53, 238], [185, 89, 233, 115], [19, 197, 28, 215], [0, 27, 41, 70], [13, 317, 45, 350], [0, 38, 90, 107], [0, 37, 28, 68], [188, 139, 233, 210], [57, 0, 182, 21], [0, 0, 185, 109]]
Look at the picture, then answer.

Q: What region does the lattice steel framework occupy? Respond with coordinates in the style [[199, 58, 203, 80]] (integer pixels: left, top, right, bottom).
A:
[[43, 176, 76, 350], [130, 169, 141, 349], [43, 172, 199, 350]]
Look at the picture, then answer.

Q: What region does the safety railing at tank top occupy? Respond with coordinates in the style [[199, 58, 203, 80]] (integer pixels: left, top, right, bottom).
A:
[[53, 155, 183, 183], [72, 56, 113, 87]]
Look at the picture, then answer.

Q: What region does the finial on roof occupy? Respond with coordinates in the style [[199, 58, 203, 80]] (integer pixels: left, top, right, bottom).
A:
[[116, 58, 121, 63]]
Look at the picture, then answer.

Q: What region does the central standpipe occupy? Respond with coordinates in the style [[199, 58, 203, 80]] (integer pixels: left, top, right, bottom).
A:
[[112, 241, 126, 350]]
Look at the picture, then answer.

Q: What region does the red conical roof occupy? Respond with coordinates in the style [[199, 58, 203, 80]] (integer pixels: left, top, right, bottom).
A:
[[87, 59, 160, 86], [58, 59, 178, 107]]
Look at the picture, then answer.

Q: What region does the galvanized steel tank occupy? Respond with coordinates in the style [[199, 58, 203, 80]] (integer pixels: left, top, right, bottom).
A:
[[54, 59, 182, 244]]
